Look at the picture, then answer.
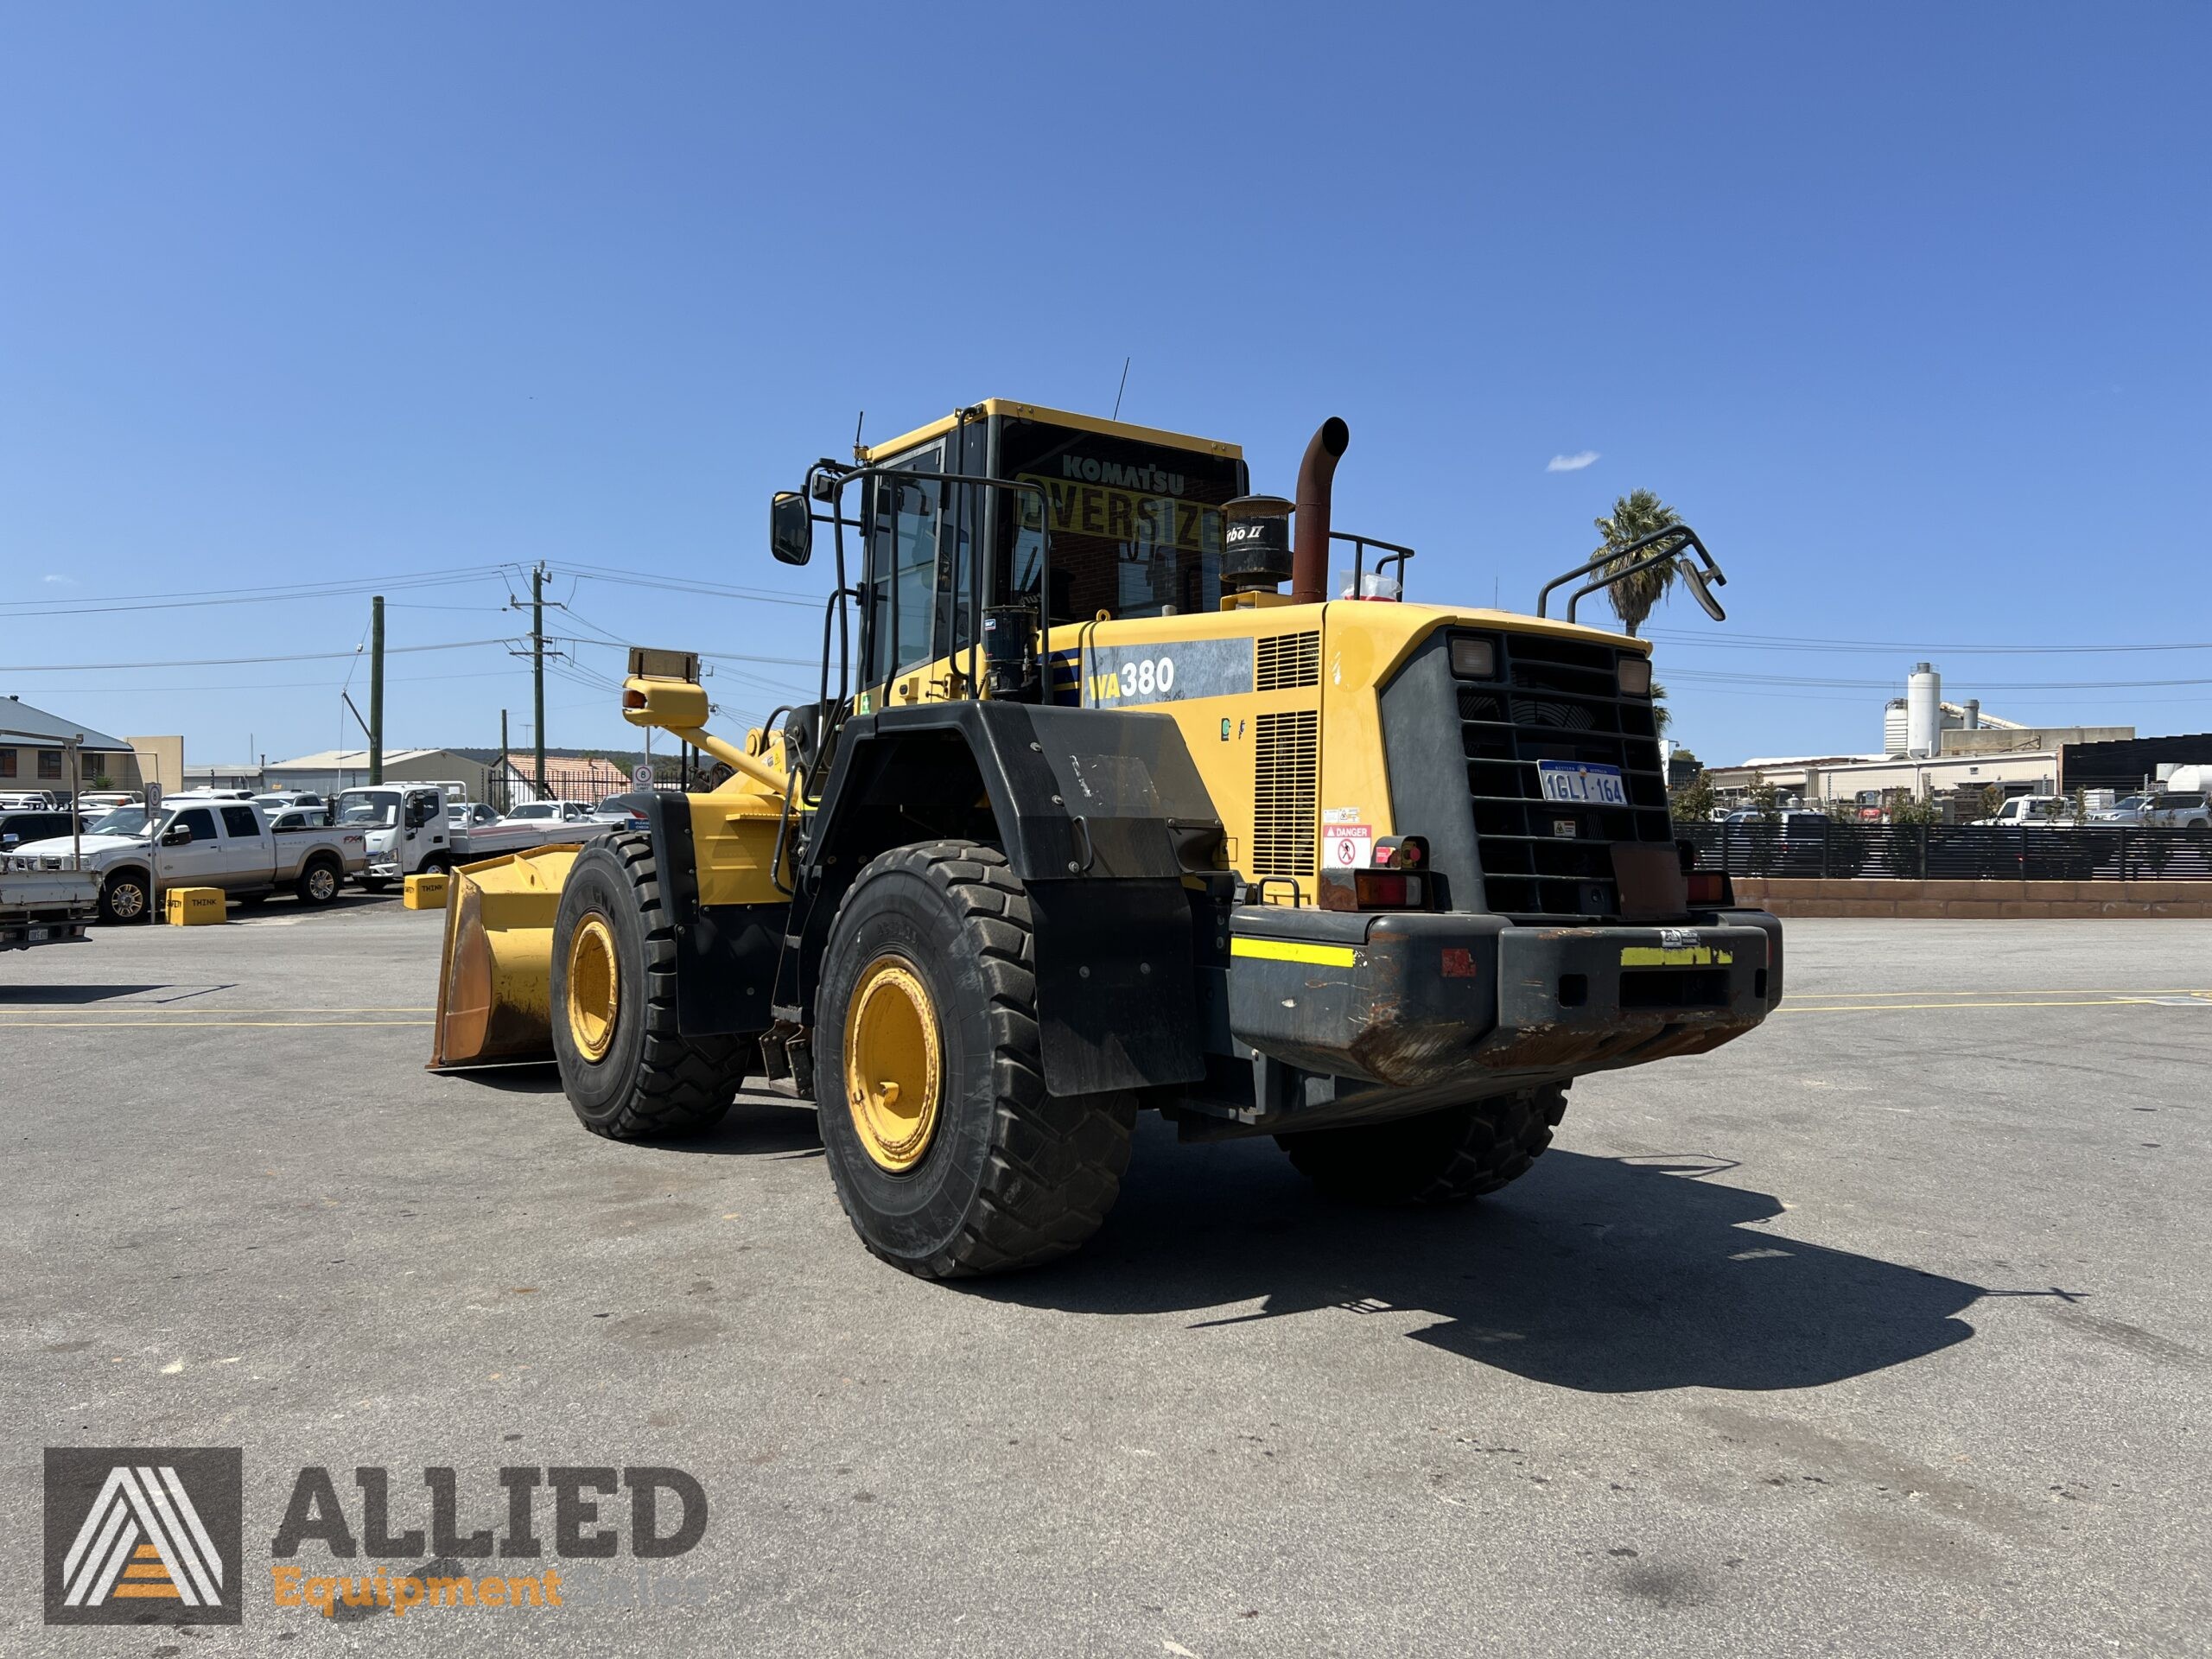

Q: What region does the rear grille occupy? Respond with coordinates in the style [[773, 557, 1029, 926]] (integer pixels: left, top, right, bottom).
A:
[[1255, 631, 1320, 690], [1252, 709, 1319, 875], [1458, 632, 1672, 917]]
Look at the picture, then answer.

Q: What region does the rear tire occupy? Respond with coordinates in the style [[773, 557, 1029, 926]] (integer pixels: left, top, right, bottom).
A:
[[815, 840, 1135, 1280], [550, 833, 755, 1140], [295, 859, 342, 906], [357, 878, 391, 893], [1277, 1084, 1569, 1206]]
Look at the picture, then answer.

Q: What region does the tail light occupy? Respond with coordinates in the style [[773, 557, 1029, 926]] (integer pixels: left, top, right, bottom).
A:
[[1687, 869, 1734, 906]]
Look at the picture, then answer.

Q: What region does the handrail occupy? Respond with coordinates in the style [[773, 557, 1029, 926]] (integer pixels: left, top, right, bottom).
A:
[[1535, 524, 1726, 623]]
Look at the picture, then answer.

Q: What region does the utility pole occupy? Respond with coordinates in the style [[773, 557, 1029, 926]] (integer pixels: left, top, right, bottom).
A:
[[369, 594, 385, 785], [500, 709, 510, 812], [531, 563, 547, 798]]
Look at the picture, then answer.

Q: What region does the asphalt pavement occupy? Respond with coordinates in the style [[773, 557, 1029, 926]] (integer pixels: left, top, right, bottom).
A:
[[2, 906, 2206, 1656]]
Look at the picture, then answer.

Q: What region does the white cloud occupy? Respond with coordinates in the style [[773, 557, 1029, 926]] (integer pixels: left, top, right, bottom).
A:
[[41, 573, 77, 585], [1546, 451, 1599, 474]]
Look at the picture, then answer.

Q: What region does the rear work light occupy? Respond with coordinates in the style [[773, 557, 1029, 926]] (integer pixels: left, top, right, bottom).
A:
[[1686, 869, 1735, 906], [1318, 866, 1429, 912], [1616, 654, 1654, 697], [1448, 635, 1497, 679]]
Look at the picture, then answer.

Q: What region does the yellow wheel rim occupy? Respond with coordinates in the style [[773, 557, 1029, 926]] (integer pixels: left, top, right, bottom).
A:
[[566, 914, 620, 1064], [843, 956, 942, 1173]]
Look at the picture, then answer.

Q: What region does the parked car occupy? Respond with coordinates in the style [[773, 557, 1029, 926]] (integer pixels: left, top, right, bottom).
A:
[[0, 791, 60, 811], [268, 804, 334, 831], [13, 800, 367, 922], [254, 791, 326, 813], [78, 791, 140, 811], [0, 810, 82, 851], [590, 791, 661, 832], [2140, 791, 2211, 831], [501, 799, 601, 825], [2089, 794, 2149, 826], [1976, 794, 2087, 827], [448, 801, 502, 831]]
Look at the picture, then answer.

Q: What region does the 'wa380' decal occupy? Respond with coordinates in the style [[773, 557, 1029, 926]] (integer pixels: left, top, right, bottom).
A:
[[1077, 638, 1255, 708]]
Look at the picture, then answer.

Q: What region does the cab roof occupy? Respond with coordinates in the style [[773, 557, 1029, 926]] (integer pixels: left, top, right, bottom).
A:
[[860, 398, 1242, 465]]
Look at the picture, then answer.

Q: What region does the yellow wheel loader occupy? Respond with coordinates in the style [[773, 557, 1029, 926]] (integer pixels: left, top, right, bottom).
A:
[[433, 399, 1781, 1279]]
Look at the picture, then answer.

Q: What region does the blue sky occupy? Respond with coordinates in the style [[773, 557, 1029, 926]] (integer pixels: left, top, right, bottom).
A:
[[2, 3, 2205, 768]]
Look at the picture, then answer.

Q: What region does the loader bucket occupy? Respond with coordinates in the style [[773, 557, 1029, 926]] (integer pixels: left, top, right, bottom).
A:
[[428, 845, 582, 1071]]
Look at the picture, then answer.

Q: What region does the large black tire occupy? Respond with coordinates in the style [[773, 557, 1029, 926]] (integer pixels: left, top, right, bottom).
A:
[[418, 853, 453, 876], [99, 869, 152, 925], [816, 841, 1135, 1279], [1277, 1084, 1569, 1206], [357, 878, 391, 894], [550, 833, 755, 1140], [295, 857, 342, 906]]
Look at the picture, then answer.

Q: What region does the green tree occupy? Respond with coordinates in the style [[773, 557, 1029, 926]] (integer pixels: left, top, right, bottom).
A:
[[1651, 680, 1672, 736], [1593, 488, 1686, 638], [1669, 770, 1714, 823]]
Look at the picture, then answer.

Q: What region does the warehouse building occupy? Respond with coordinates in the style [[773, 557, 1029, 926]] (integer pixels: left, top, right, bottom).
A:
[[1701, 664, 2135, 807]]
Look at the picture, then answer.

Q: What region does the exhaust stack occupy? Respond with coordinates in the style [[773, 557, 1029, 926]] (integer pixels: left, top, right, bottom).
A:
[[1291, 416, 1350, 604]]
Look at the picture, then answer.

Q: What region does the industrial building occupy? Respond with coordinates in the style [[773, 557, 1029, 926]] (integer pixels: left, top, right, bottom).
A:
[[1701, 664, 2137, 808]]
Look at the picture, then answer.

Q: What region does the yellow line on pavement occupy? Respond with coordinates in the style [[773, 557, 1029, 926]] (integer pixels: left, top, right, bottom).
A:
[[1778, 996, 2206, 1015], [1791, 988, 2211, 999], [0, 1020, 433, 1029]]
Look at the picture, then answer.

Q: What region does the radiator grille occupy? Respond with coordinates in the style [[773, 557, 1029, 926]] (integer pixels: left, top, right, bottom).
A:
[[1458, 632, 1672, 916], [1255, 631, 1320, 691], [1252, 709, 1319, 875]]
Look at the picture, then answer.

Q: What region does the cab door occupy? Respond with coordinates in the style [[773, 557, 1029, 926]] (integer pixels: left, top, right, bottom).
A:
[[400, 788, 451, 869], [861, 442, 948, 701], [155, 806, 226, 887]]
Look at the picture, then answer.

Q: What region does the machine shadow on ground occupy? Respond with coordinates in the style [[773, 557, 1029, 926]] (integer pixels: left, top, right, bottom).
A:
[[976, 1122, 1984, 1395]]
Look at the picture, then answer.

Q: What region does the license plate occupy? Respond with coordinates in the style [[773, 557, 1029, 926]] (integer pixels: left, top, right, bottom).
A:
[[1536, 760, 1628, 807]]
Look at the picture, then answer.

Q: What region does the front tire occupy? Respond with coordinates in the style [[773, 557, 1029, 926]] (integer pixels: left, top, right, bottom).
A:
[[550, 834, 755, 1140], [1277, 1084, 1569, 1206], [815, 841, 1135, 1280], [99, 871, 151, 925]]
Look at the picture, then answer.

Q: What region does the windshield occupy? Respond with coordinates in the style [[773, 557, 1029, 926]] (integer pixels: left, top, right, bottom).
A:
[[510, 804, 556, 819], [336, 792, 398, 828], [87, 807, 150, 836]]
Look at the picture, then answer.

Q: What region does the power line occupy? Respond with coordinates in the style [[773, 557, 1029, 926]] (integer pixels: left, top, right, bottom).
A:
[[1665, 667, 2212, 691], [1645, 627, 2212, 656], [0, 637, 514, 671], [0, 565, 518, 617]]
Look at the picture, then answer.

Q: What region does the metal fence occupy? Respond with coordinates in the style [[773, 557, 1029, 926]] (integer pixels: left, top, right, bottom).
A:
[[1677, 821, 2212, 882]]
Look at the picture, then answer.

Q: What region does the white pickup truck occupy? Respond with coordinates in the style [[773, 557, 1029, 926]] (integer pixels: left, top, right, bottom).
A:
[[13, 801, 368, 923]]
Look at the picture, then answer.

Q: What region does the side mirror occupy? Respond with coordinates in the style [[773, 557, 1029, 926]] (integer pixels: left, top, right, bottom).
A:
[[1681, 563, 1727, 623], [162, 823, 192, 846], [771, 492, 812, 566]]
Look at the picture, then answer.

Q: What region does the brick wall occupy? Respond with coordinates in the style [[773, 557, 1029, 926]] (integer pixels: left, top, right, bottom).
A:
[[1732, 878, 2212, 919]]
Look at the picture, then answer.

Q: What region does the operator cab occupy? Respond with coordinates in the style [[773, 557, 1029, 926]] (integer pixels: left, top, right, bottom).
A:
[[846, 400, 1249, 699]]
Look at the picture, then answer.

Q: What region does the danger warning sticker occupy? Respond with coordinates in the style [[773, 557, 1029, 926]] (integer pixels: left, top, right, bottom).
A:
[[1324, 823, 1373, 868]]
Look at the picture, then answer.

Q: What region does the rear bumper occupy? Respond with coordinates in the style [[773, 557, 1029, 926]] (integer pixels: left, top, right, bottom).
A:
[[1228, 906, 1782, 1095]]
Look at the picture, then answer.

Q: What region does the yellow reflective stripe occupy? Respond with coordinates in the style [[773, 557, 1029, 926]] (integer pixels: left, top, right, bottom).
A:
[[1230, 938, 1358, 967], [1620, 946, 1734, 967]]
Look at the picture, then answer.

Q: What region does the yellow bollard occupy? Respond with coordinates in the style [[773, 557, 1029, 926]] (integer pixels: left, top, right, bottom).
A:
[[164, 887, 227, 925], [404, 872, 451, 910]]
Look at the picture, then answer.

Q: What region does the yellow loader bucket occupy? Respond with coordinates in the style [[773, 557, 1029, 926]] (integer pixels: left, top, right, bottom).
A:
[[429, 845, 582, 1071]]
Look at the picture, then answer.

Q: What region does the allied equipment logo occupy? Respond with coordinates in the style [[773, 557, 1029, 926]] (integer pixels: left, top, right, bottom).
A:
[[44, 1447, 244, 1625]]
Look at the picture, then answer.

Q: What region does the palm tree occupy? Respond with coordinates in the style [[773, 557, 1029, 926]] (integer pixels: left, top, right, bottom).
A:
[[1592, 488, 1685, 638]]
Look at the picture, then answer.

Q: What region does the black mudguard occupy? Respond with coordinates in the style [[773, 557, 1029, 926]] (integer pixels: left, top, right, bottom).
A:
[[797, 701, 1217, 1097], [638, 793, 784, 1039]]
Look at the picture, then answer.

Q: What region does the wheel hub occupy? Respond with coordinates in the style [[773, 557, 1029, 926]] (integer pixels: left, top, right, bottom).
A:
[[566, 914, 620, 1063], [844, 956, 942, 1173]]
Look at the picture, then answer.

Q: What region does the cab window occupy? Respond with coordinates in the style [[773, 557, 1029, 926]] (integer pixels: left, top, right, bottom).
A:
[[175, 808, 218, 842], [863, 443, 945, 689]]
